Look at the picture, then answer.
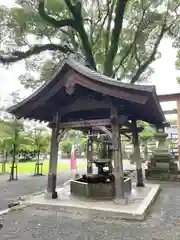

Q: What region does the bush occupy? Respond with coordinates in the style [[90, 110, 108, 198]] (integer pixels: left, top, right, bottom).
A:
[[60, 140, 73, 156]]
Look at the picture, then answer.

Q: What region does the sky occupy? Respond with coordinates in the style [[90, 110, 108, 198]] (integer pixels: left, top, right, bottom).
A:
[[0, 0, 180, 120]]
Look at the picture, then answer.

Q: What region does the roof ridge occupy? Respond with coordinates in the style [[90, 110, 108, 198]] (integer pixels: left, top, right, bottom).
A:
[[66, 58, 155, 92]]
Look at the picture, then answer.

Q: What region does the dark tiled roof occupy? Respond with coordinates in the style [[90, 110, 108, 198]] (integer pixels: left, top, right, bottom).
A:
[[66, 58, 155, 92], [7, 57, 166, 125]]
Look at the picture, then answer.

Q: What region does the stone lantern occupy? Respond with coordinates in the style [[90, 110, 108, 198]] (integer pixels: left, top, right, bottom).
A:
[[145, 126, 178, 180]]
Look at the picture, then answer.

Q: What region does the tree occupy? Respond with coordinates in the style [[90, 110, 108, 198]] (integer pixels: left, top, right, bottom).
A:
[[0, 0, 179, 89], [0, 138, 8, 173], [32, 128, 50, 158], [80, 136, 87, 153], [31, 127, 50, 175], [139, 122, 155, 161], [61, 130, 87, 156], [174, 3, 180, 83], [176, 51, 180, 83], [60, 139, 73, 156], [0, 118, 25, 180], [7, 119, 24, 180], [0, 120, 13, 173]]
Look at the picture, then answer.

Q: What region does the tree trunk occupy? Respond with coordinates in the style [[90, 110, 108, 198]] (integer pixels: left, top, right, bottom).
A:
[[1, 151, 6, 173], [37, 151, 40, 175], [9, 144, 16, 180]]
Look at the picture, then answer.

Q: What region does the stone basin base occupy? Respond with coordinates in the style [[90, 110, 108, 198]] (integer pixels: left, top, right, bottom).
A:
[[145, 168, 180, 181], [70, 177, 132, 199]]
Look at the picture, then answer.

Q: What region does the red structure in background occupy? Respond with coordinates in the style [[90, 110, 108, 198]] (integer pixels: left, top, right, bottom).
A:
[[158, 93, 180, 161], [158, 93, 180, 102]]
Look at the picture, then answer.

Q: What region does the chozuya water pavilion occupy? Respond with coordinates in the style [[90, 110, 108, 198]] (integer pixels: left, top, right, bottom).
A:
[[7, 57, 166, 202]]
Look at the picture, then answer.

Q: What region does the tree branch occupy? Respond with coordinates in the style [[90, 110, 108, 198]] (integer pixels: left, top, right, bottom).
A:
[[116, 46, 136, 80], [64, 0, 75, 14], [94, 0, 102, 25], [38, 0, 96, 69], [113, 1, 152, 76], [130, 1, 171, 84], [130, 23, 167, 84], [38, 0, 76, 29], [134, 45, 141, 67], [167, 3, 180, 38], [0, 44, 73, 64], [104, 0, 115, 54], [59, 28, 79, 51], [93, 0, 111, 45], [104, 0, 128, 77], [64, 0, 96, 70]]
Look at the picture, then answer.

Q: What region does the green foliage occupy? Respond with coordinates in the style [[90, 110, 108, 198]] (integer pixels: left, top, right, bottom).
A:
[[0, 0, 179, 89], [138, 121, 155, 140], [169, 139, 177, 150], [2, 119, 24, 154], [0, 119, 86, 163], [0, 119, 50, 164], [60, 139, 72, 155], [176, 50, 180, 83], [168, 119, 177, 126], [140, 126, 155, 140], [61, 130, 87, 155], [32, 128, 50, 159], [81, 137, 87, 152], [45, 0, 66, 13]]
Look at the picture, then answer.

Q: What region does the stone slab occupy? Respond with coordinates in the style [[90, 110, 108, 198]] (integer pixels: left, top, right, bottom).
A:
[[24, 182, 160, 220]]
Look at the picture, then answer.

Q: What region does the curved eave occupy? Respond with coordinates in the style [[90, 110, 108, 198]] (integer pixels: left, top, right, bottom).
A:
[[66, 59, 155, 93], [6, 57, 165, 126], [7, 58, 154, 114], [7, 59, 69, 114]]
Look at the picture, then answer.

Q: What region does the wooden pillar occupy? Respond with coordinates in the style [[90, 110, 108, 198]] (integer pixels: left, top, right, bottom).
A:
[[177, 100, 180, 162], [111, 109, 125, 202], [107, 142, 113, 173], [132, 120, 144, 187], [87, 131, 93, 174], [46, 114, 59, 199]]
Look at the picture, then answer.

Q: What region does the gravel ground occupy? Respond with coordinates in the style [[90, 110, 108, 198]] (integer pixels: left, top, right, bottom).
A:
[[0, 160, 135, 211], [0, 181, 180, 239], [0, 169, 85, 211], [0, 161, 180, 239]]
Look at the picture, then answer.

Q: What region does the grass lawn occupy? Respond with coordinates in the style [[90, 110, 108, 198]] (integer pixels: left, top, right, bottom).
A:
[[0, 160, 87, 174]]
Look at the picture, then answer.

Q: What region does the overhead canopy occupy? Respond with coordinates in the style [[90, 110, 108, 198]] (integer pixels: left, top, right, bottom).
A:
[[7, 58, 166, 126]]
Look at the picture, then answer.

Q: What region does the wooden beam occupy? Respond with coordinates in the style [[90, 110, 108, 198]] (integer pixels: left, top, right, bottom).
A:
[[97, 126, 112, 138], [59, 118, 111, 128], [60, 96, 115, 116], [58, 116, 128, 129], [88, 127, 143, 137]]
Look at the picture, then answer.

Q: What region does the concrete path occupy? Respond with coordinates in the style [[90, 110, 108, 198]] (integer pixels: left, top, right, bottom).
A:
[[0, 181, 180, 239]]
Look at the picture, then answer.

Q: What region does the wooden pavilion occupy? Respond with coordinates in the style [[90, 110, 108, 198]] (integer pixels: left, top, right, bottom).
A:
[[7, 57, 166, 201]]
